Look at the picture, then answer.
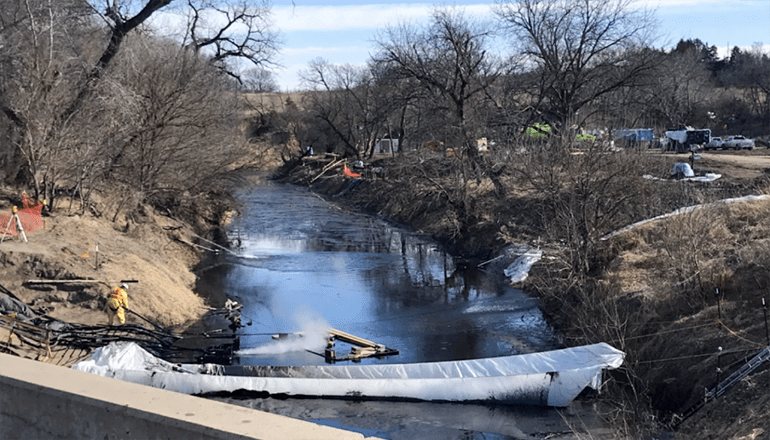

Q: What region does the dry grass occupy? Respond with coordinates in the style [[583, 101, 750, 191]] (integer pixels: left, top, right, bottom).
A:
[[523, 194, 770, 436], [603, 196, 770, 303]]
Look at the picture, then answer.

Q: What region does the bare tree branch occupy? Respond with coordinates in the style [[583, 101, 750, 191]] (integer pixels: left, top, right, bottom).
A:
[[186, 0, 280, 83], [494, 0, 659, 128]]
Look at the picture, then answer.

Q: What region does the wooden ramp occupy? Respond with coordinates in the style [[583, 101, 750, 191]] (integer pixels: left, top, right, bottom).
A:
[[273, 328, 399, 363], [325, 328, 399, 363]]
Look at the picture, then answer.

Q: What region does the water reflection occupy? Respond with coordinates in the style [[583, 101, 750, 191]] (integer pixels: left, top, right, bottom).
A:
[[210, 395, 612, 440], [194, 182, 607, 439]]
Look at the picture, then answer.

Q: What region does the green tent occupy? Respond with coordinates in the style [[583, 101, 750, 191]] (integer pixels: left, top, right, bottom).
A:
[[526, 123, 596, 142], [525, 123, 551, 138]]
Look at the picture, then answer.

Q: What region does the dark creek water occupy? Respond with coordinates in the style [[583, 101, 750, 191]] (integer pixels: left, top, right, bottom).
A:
[[195, 182, 611, 439]]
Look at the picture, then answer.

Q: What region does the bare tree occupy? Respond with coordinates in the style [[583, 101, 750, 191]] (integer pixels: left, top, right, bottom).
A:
[[375, 7, 499, 151], [744, 46, 770, 135], [65, 0, 278, 115], [242, 67, 278, 93], [299, 59, 392, 159], [0, 0, 279, 214], [512, 138, 662, 274], [374, 6, 505, 207], [185, 0, 280, 84], [65, 0, 177, 119], [721, 45, 770, 136], [0, 0, 99, 199], [494, 0, 659, 130], [645, 44, 714, 128], [96, 38, 246, 201]]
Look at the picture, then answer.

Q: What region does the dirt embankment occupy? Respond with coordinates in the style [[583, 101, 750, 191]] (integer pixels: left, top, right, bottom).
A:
[[0, 189, 224, 333]]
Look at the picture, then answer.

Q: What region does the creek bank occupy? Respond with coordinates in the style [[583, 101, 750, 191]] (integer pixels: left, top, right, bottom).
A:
[[0, 186, 239, 364], [274, 157, 770, 439]]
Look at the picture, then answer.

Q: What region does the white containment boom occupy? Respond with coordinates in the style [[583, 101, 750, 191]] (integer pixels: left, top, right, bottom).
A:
[[73, 342, 625, 407]]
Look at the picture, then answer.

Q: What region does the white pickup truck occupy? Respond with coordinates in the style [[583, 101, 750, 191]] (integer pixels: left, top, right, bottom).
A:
[[722, 136, 755, 150], [704, 137, 723, 150]]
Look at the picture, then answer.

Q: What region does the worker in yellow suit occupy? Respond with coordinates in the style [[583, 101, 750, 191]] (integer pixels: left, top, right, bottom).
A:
[[105, 284, 129, 325]]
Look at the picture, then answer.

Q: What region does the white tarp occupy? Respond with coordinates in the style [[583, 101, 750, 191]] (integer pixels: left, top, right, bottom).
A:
[[671, 162, 695, 177], [644, 173, 721, 182], [73, 342, 625, 407], [686, 173, 721, 182], [503, 249, 543, 283], [665, 130, 688, 143]]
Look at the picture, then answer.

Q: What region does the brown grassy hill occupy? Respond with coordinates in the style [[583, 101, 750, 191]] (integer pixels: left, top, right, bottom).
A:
[[553, 196, 770, 438]]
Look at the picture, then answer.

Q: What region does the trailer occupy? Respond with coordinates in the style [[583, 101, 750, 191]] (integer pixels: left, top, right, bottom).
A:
[[664, 128, 711, 153]]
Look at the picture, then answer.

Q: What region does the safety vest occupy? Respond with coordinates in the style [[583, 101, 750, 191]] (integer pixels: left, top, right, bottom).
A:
[[108, 288, 127, 309]]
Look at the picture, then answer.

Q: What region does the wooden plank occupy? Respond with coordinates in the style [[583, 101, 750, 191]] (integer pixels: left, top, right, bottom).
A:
[[328, 328, 378, 348], [0, 314, 51, 360]]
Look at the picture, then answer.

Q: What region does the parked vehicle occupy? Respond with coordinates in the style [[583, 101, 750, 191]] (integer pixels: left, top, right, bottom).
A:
[[665, 128, 711, 152], [722, 136, 755, 150], [704, 137, 723, 150]]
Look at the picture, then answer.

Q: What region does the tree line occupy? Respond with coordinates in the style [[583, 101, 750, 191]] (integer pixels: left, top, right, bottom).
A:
[[0, 0, 278, 226], [1, 0, 768, 237], [270, 1, 767, 164]]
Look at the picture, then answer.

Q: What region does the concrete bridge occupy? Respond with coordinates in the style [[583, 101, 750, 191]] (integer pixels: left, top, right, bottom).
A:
[[0, 353, 380, 439]]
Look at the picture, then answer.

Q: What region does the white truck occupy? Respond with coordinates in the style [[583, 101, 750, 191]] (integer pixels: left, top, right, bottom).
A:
[[722, 136, 755, 150], [703, 136, 723, 150]]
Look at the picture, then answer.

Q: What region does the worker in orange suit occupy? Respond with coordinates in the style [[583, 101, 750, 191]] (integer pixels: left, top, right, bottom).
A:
[[105, 283, 129, 325]]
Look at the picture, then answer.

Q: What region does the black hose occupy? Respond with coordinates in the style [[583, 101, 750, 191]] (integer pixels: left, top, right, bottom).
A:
[[126, 309, 169, 333]]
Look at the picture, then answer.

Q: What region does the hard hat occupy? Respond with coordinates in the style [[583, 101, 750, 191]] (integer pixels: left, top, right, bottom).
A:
[[121, 283, 129, 290]]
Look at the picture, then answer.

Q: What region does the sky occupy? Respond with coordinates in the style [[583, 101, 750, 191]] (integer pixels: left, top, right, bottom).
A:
[[261, 0, 770, 91]]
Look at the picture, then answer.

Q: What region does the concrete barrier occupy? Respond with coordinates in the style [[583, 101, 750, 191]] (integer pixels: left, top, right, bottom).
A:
[[0, 353, 378, 440]]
